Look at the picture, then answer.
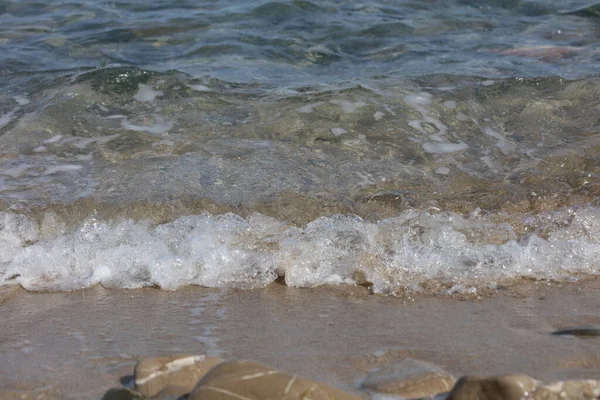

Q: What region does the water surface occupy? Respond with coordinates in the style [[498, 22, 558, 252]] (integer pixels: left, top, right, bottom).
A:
[[2, 0, 600, 293]]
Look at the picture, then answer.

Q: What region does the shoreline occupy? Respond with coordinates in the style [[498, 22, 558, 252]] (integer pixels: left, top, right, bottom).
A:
[[1, 279, 600, 399]]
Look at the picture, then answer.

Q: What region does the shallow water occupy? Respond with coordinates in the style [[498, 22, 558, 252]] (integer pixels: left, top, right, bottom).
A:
[[2, 1, 600, 293], [2, 282, 600, 399]]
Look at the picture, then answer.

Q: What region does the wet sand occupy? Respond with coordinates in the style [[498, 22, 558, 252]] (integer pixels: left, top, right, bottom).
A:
[[1, 280, 600, 400]]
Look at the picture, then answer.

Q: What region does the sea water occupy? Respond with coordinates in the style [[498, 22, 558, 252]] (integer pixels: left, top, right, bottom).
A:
[[2, 0, 600, 294]]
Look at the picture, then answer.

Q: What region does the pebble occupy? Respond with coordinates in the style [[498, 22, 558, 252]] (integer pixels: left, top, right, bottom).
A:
[[435, 166, 450, 175], [101, 388, 144, 400], [447, 375, 600, 400], [536, 379, 600, 399], [134, 354, 222, 398], [447, 374, 539, 400], [189, 360, 361, 400], [361, 358, 456, 398], [104, 355, 600, 400]]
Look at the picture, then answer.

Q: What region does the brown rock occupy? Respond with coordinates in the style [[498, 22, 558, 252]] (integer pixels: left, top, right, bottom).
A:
[[189, 360, 361, 400], [134, 354, 222, 398], [361, 358, 455, 398], [0, 285, 19, 304], [533, 379, 600, 400], [101, 388, 144, 400], [447, 374, 538, 400]]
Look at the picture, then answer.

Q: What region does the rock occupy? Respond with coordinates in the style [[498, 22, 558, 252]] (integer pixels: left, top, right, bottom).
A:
[[448, 375, 600, 400], [552, 325, 600, 337], [189, 360, 361, 400], [101, 388, 144, 400], [134, 354, 222, 398], [361, 358, 455, 398], [0, 285, 20, 304], [533, 379, 600, 400], [447, 374, 538, 400]]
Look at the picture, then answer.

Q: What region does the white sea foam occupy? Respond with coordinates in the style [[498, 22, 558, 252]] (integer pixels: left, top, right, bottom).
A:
[[42, 164, 83, 175], [0, 108, 18, 129], [1, 207, 600, 293], [42, 135, 63, 144], [404, 92, 463, 155], [455, 112, 469, 121], [70, 134, 120, 149], [134, 84, 164, 102], [297, 102, 324, 113], [0, 162, 38, 178], [188, 84, 212, 92], [330, 99, 366, 113], [423, 141, 468, 154], [13, 95, 30, 106], [482, 126, 514, 155], [331, 127, 348, 136], [443, 100, 457, 109], [122, 116, 173, 135], [435, 166, 450, 175]]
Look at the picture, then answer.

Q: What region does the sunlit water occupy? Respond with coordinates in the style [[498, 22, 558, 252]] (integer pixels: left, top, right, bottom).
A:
[[2, 0, 600, 293]]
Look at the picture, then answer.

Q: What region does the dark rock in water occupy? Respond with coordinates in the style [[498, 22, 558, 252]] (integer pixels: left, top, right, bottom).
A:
[[561, 4, 600, 17], [361, 358, 456, 397], [358, 190, 414, 210], [75, 66, 154, 95], [552, 325, 600, 336], [189, 360, 361, 400], [134, 354, 222, 398], [101, 388, 144, 400], [447, 374, 538, 400]]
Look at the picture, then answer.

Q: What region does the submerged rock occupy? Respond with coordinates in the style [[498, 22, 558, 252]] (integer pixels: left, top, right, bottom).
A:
[[189, 360, 360, 400], [361, 358, 456, 398], [134, 354, 222, 398], [75, 66, 154, 95]]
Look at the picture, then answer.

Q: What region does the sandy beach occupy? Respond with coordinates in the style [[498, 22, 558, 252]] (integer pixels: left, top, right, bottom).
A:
[[1, 279, 599, 399]]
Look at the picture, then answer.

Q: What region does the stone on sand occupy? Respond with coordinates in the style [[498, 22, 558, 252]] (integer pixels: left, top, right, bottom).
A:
[[134, 354, 222, 398], [189, 360, 361, 400], [532, 379, 600, 400], [101, 387, 144, 400], [446, 375, 600, 400], [447, 374, 538, 400], [361, 358, 455, 398]]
